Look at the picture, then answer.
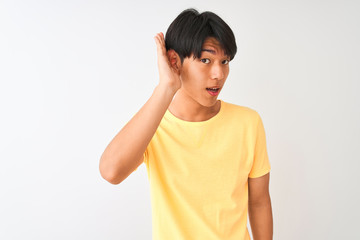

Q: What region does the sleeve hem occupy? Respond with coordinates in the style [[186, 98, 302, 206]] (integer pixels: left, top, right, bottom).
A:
[[248, 167, 271, 178]]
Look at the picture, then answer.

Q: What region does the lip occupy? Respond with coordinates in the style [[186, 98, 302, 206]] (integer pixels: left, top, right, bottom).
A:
[[206, 87, 221, 96], [207, 86, 221, 89]]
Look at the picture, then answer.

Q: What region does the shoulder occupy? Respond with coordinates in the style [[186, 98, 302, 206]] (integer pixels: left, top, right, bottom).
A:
[[221, 100, 261, 122]]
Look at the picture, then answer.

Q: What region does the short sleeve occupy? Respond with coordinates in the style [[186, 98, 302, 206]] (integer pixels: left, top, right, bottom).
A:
[[248, 113, 271, 178], [143, 148, 148, 164]]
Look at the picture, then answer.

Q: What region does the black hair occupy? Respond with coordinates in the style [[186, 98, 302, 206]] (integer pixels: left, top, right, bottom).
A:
[[165, 8, 237, 63]]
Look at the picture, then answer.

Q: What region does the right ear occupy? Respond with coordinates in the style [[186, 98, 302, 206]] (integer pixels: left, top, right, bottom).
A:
[[167, 49, 181, 72]]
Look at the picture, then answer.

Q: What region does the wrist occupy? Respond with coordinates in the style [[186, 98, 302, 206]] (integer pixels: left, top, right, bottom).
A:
[[155, 83, 178, 97]]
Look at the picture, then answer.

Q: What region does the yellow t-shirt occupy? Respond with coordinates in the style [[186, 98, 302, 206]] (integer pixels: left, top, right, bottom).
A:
[[142, 99, 271, 240]]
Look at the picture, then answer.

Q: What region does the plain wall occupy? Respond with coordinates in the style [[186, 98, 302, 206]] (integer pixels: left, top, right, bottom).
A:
[[1, 0, 359, 239]]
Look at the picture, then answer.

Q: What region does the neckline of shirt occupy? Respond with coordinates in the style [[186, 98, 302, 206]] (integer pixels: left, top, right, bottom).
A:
[[164, 99, 225, 126]]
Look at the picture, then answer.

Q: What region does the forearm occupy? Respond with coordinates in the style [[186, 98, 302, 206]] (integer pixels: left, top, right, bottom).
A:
[[99, 84, 176, 184], [248, 197, 273, 240]]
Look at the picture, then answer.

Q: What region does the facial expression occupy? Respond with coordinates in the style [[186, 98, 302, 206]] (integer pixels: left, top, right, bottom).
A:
[[178, 37, 230, 107]]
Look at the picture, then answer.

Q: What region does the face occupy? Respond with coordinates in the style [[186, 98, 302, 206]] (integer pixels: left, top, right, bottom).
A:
[[178, 37, 230, 107]]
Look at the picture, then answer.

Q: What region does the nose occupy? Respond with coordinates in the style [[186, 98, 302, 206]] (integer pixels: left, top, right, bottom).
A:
[[210, 63, 225, 80]]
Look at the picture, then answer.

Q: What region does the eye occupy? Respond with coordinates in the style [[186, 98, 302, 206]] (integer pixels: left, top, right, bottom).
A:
[[201, 58, 210, 64], [222, 59, 230, 65]]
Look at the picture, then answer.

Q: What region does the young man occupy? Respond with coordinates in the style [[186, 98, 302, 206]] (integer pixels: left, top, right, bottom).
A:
[[99, 8, 273, 240]]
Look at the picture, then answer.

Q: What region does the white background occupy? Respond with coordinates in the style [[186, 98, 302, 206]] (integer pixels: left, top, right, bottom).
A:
[[1, 0, 359, 239]]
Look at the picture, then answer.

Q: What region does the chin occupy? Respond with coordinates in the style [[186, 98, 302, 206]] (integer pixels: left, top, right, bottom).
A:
[[198, 98, 219, 108], [185, 89, 219, 108]]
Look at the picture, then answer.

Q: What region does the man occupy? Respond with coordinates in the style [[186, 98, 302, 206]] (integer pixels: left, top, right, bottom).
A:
[[99, 8, 273, 240]]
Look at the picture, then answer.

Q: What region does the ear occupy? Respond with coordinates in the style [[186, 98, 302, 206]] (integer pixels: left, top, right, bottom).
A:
[[167, 49, 181, 71]]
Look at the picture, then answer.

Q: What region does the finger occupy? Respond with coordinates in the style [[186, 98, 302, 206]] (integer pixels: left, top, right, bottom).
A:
[[154, 33, 166, 56], [154, 33, 163, 47], [154, 32, 161, 44], [160, 32, 164, 44], [154, 33, 163, 54]]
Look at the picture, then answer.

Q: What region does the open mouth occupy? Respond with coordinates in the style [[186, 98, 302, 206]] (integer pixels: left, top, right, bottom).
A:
[[206, 87, 220, 92], [206, 87, 220, 96]]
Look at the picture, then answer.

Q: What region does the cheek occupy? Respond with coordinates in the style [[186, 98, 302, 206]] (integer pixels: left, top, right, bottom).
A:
[[223, 67, 230, 78], [181, 66, 203, 85]]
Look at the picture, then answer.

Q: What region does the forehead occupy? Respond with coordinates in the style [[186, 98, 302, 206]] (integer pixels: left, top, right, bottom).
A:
[[201, 37, 226, 56]]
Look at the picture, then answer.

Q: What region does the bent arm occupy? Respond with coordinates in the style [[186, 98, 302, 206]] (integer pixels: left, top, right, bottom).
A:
[[99, 32, 181, 185], [99, 85, 176, 184], [248, 172, 273, 240]]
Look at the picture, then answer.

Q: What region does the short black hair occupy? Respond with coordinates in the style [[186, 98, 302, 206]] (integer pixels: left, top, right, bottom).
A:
[[165, 8, 237, 63]]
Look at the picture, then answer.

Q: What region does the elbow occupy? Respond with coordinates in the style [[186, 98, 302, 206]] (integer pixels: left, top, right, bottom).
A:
[[99, 168, 123, 185], [99, 157, 123, 185], [101, 172, 122, 185]]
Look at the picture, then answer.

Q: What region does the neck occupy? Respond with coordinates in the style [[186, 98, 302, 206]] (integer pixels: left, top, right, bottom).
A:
[[168, 90, 221, 122]]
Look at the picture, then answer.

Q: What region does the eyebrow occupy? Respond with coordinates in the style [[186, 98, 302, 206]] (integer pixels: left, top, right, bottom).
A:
[[201, 48, 230, 59], [201, 49, 216, 54]]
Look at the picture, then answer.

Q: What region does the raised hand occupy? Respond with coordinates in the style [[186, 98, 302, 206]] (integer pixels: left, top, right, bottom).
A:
[[154, 32, 182, 93]]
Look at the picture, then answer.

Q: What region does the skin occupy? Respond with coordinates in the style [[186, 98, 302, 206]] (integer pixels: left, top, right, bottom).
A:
[[248, 173, 273, 240], [167, 37, 230, 122], [99, 32, 273, 239]]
